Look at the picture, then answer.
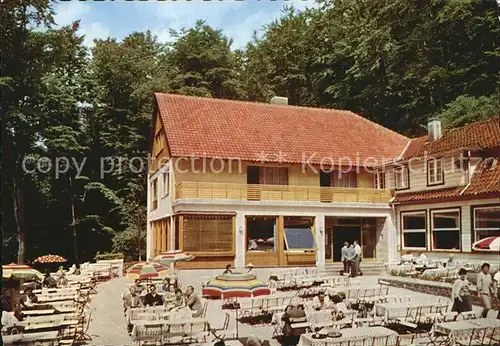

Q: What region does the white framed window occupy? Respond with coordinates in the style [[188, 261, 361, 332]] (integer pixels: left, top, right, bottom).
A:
[[472, 206, 500, 244], [246, 216, 276, 252], [163, 170, 170, 197], [427, 158, 444, 185], [373, 171, 386, 189], [150, 179, 158, 210], [284, 216, 315, 252], [431, 209, 461, 251], [401, 211, 426, 250], [394, 165, 409, 190]]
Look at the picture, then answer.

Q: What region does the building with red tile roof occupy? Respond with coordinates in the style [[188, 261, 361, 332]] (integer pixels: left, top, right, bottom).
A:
[[388, 117, 499, 260]]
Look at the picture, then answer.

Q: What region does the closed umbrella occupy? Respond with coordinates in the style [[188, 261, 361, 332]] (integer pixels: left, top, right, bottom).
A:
[[126, 262, 169, 280], [152, 250, 195, 265], [473, 236, 500, 251], [2, 263, 43, 280], [202, 272, 271, 338], [33, 254, 67, 263]]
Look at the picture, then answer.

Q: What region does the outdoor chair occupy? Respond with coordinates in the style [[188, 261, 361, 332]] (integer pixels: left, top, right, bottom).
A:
[[395, 333, 417, 346], [457, 327, 497, 346], [210, 312, 236, 341]]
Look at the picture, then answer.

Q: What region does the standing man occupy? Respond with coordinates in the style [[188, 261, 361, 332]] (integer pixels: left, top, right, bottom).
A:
[[353, 240, 362, 276], [341, 241, 350, 276], [477, 263, 493, 318], [345, 244, 357, 278]]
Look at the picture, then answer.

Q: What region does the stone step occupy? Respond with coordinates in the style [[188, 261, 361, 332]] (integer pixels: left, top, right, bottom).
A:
[[322, 262, 387, 276]]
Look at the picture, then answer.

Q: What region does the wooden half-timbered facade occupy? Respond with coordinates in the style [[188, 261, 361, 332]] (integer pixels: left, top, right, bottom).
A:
[[386, 118, 500, 263]]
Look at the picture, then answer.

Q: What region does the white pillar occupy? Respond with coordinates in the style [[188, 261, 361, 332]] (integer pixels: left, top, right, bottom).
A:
[[385, 211, 398, 263], [170, 217, 175, 251], [315, 214, 326, 270], [146, 219, 152, 261], [234, 213, 246, 270]]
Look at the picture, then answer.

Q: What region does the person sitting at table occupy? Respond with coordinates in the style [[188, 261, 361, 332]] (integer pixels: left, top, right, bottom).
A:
[[172, 288, 185, 308], [42, 271, 57, 288], [446, 254, 458, 269], [133, 279, 145, 294], [56, 266, 65, 280], [223, 264, 232, 275], [312, 291, 331, 311], [163, 284, 176, 306], [58, 272, 69, 287], [123, 286, 144, 311], [161, 278, 170, 291], [282, 298, 307, 346], [185, 285, 203, 317], [416, 252, 429, 266], [144, 284, 163, 307], [20, 287, 38, 307], [400, 251, 414, 264], [333, 295, 349, 321], [1, 300, 20, 332]]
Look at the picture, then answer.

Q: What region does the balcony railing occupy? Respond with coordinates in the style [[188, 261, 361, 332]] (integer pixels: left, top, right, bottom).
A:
[[175, 181, 392, 204]]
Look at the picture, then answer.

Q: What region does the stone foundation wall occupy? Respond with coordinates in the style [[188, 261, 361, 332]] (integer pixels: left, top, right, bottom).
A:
[[380, 277, 488, 307]]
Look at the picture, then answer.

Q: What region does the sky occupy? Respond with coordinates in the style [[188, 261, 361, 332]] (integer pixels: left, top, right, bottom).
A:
[[52, 0, 317, 49]]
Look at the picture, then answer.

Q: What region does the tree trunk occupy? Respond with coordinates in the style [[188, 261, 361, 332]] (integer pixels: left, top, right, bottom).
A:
[[12, 176, 26, 264], [69, 176, 79, 265], [136, 207, 142, 261]]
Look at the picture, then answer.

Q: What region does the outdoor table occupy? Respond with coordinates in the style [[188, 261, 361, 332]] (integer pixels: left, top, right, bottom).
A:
[[468, 318, 500, 329], [298, 326, 398, 346], [22, 309, 56, 316], [20, 321, 63, 331], [2, 331, 59, 346], [432, 320, 478, 345], [374, 301, 443, 322]]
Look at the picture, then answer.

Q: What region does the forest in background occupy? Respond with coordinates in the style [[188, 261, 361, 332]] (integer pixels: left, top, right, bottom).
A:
[[2, 0, 499, 264]]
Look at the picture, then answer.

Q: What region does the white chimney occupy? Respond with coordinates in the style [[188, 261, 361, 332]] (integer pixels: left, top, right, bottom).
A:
[[270, 96, 288, 105], [428, 120, 442, 141]]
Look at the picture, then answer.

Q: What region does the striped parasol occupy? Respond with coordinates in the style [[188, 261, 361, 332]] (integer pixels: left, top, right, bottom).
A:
[[473, 236, 500, 251], [152, 250, 195, 265], [202, 272, 271, 298], [126, 262, 169, 280], [2, 263, 44, 280], [33, 254, 67, 263]]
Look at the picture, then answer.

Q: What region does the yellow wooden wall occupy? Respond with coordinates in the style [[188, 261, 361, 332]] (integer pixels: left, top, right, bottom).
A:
[[150, 113, 170, 174], [151, 218, 169, 257], [173, 160, 375, 189]]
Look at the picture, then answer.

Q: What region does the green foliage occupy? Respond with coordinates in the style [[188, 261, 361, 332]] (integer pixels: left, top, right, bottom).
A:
[[436, 95, 499, 129]]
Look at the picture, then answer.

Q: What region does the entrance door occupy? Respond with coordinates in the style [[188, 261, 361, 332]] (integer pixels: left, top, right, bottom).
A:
[[332, 226, 361, 262]]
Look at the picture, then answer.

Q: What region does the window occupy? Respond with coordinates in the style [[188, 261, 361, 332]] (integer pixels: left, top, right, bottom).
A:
[[472, 206, 500, 244], [246, 217, 276, 252], [401, 211, 426, 250], [163, 170, 170, 197], [150, 179, 158, 210], [183, 216, 233, 253], [431, 209, 461, 250], [331, 171, 357, 188], [260, 167, 289, 185], [427, 158, 444, 185], [284, 216, 315, 251], [394, 165, 409, 190], [373, 171, 386, 189]]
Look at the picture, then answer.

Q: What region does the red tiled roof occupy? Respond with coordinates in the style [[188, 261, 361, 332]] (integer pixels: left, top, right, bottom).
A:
[[462, 158, 500, 196], [401, 117, 500, 160], [391, 186, 466, 204], [392, 157, 500, 204], [154, 93, 408, 166]]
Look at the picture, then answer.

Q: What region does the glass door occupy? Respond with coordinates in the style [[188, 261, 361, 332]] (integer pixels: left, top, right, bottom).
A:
[[325, 227, 333, 261], [361, 219, 376, 260]]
